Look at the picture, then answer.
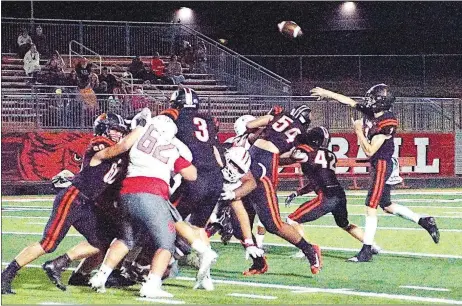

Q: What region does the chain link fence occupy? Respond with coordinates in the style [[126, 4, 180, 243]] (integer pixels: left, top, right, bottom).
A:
[[2, 93, 460, 133]]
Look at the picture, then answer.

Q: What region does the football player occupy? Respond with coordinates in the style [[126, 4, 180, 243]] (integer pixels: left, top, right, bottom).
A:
[[284, 127, 381, 258], [240, 104, 323, 275], [88, 114, 199, 298], [1, 113, 130, 295], [311, 85, 440, 262]]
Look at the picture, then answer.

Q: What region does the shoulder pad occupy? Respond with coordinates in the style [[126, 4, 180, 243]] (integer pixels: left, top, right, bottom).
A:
[[296, 144, 315, 153], [89, 136, 115, 152], [160, 108, 180, 121]]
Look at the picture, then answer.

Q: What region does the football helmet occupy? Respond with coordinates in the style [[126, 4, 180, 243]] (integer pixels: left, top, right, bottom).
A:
[[234, 115, 256, 136], [290, 105, 311, 127], [297, 126, 330, 149], [151, 115, 178, 141], [170, 87, 200, 109], [222, 146, 251, 183], [93, 113, 128, 142], [364, 83, 395, 112]]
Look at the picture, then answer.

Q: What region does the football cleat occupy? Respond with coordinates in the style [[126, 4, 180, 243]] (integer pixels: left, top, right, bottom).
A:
[[371, 244, 382, 255], [193, 269, 214, 291], [348, 245, 373, 263], [243, 256, 268, 276], [1, 275, 15, 295], [197, 249, 218, 284], [42, 260, 67, 291], [305, 244, 322, 274], [105, 269, 136, 288], [68, 272, 90, 287], [89, 272, 107, 293], [419, 217, 440, 244], [140, 281, 173, 298]]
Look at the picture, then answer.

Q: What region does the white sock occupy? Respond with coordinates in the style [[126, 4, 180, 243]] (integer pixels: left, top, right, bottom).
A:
[[255, 234, 265, 248], [391, 204, 421, 223], [191, 240, 208, 254], [363, 215, 378, 245], [147, 273, 162, 288], [98, 264, 113, 282]]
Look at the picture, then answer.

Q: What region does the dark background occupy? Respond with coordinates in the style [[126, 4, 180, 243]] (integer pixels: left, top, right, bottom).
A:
[[3, 1, 462, 55]]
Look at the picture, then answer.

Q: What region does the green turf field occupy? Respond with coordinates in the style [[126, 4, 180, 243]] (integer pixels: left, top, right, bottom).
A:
[[2, 190, 462, 304]]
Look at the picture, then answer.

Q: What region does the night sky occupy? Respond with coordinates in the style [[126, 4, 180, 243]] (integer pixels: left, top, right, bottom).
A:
[[2, 1, 462, 55]]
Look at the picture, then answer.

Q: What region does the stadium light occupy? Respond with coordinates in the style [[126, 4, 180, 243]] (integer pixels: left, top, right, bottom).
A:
[[341, 2, 356, 16], [176, 7, 195, 24]]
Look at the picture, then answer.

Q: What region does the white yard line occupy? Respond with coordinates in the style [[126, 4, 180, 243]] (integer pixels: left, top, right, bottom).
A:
[[227, 293, 277, 300], [2, 263, 461, 305], [399, 285, 451, 292]]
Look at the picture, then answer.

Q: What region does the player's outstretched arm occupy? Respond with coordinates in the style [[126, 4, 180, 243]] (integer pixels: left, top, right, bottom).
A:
[[310, 87, 358, 108], [93, 126, 144, 162], [246, 115, 273, 130]]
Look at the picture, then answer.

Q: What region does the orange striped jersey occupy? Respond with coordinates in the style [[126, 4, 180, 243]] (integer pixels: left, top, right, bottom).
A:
[[365, 111, 398, 161], [71, 136, 128, 200], [292, 145, 342, 196]]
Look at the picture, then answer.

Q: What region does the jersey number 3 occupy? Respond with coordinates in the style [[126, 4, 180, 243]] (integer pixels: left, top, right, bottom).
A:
[[193, 117, 209, 142], [271, 115, 301, 143]]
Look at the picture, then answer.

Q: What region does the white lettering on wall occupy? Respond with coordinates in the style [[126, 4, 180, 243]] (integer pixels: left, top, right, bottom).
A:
[[355, 140, 368, 173], [329, 137, 349, 174], [414, 138, 439, 173]]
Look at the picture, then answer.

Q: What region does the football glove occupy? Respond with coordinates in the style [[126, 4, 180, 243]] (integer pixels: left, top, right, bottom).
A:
[[220, 190, 236, 201], [243, 240, 265, 260], [51, 169, 75, 189], [285, 192, 297, 207], [130, 107, 151, 129]]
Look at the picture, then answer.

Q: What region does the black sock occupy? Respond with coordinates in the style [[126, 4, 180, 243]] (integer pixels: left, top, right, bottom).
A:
[[294, 238, 313, 254], [3, 260, 21, 277]]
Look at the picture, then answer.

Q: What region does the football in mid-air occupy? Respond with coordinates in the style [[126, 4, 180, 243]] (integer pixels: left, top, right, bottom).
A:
[[278, 21, 303, 38]]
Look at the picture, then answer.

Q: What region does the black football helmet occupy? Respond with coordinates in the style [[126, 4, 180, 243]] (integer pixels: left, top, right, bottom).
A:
[[296, 126, 330, 149], [170, 87, 200, 109], [93, 113, 128, 139], [290, 104, 311, 127], [364, 83, 395, 113]]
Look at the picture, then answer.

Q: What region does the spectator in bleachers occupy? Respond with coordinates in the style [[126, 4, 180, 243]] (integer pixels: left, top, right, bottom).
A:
[[65, 70, 79, 87], [45, 51, 65, 85], [181, 41, 195, 69], [128, 56, 148, 82], [17, 28, 32, 58], [98, 67, 117, 92], [194, 41, 208, 73], [31, 25, 49, 58], [75, 60, 92, 88], [165, 54, 185, 85], [88, 66, 100, 90], [149, 52, 167, 84], [23, 44, 41, 84]]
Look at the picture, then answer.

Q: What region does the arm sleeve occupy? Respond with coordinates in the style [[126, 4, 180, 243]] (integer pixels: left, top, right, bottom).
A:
[[174, 157, 192, 173]]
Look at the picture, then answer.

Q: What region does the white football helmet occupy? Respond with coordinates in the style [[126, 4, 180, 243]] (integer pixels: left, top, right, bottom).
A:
[[151, 115, 178, 141], [222, 146, 252, 183], [234, 115, 256, 136]]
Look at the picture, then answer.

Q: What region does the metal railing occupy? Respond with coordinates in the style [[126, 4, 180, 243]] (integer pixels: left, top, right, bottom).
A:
[[2, 93, 460, 133], [2, 17, 291, 96], [68, 40, 102, 74]]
